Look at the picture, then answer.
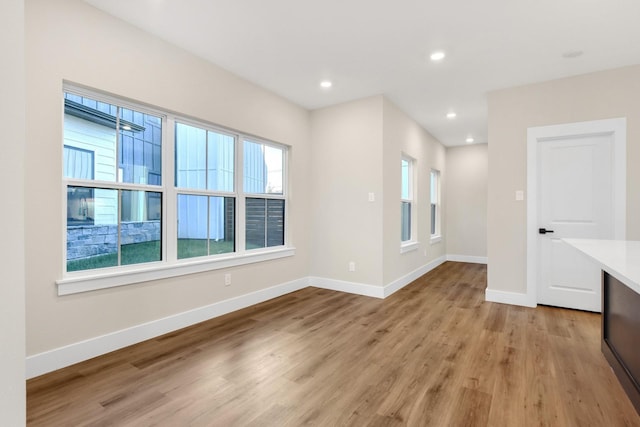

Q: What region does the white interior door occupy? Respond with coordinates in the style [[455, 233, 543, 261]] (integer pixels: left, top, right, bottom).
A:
[[537, 134, 614, 312]]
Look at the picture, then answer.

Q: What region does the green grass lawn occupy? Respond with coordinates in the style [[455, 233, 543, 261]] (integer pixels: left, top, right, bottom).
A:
[[67, 240, 161, 272], [67, 239, 237, 272], [178, 239, 235, 259]]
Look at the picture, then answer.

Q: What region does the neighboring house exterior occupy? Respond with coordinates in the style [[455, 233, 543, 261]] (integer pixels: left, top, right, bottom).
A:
[[64, 93, 272, 265]]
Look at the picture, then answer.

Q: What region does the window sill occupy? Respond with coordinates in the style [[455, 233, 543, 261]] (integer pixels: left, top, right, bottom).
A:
[[56, 247, 296, 296], [400, 241, 419, 254], [430, 235, 442, 245]]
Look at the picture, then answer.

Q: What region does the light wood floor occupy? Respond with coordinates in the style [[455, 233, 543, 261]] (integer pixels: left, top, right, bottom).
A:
[[27, 262, 640, 426]]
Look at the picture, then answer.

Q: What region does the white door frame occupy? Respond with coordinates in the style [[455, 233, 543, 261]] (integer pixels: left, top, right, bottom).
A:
[[526, 118, 626, 307]]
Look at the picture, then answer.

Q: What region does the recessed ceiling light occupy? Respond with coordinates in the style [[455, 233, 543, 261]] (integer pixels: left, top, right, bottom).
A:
[[466, 137, 474, 143], [320, 80, 332, 88], [430, 51, 446, 61], [446, 112, 457, 119], [562, 50, 584, 59]]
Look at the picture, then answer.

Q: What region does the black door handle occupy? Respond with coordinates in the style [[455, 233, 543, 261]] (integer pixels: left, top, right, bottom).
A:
[[539, 228, 555, 234]]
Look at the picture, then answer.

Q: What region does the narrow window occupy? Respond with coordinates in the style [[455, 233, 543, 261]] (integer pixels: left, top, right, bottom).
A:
[[401, 157, 413, 242], [430, 169, 441, 239]]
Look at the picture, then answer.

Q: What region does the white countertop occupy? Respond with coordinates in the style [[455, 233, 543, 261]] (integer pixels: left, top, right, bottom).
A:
[[563, 239, 640, 294]]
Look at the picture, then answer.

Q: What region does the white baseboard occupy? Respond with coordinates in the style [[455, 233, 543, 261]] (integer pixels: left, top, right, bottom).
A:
[[447, 254, 488, 264], [308, 276, 384, 298], [309, 255, 448, 299], [27, 257, 497, 379], [485, 288, 536, 308], [383, 255, 447, 297], [26, 277, 309, 379]]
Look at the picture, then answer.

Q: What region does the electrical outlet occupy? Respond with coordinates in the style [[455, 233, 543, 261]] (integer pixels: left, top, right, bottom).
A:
[[349, 261, 356, 272], [224, 273, 231, 286]]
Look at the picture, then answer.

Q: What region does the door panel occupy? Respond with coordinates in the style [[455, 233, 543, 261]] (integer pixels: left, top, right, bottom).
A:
[[537, 134, 613, 312]]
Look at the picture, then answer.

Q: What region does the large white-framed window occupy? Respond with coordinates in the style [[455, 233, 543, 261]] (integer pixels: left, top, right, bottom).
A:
[[401, 155, 418, 253], [59, 85, 293, 295], [430, 169, 441, 243]]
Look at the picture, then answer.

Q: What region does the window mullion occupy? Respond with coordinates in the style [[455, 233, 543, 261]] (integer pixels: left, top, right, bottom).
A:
[[205, 128, 209, 191], [206, 196, 211, 256], [237, 138, 246, 254], [117, 189, 122, 266], [115, 107, 121, 183], [205, 128, 210, 256], [263, 199, 268, 248], [63, 179, 162, 192], [165, 117, 177, 262], [115, 108, 122, 266], [174, 187, 234, 197]]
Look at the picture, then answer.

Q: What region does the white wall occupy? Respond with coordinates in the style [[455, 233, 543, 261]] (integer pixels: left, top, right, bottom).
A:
[[0, 0, 26, 423], [445, 144, 488, 259], [382, 98, 446, 284], [487, 65, 640, 295], [309, 97, 448, 288], [25, 0, 311, 356], [310, 96, 385, 285]]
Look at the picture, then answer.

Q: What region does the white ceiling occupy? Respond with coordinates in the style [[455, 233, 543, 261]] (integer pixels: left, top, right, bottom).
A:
[[85, 0, 640, 146]]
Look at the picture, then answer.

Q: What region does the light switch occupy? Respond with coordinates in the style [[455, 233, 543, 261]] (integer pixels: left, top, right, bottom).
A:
[[368, 192, 375, 202], [515, 190, 524, 201]]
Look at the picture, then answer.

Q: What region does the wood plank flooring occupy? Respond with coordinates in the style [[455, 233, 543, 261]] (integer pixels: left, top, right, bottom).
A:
[[27, 262, 640, 426]]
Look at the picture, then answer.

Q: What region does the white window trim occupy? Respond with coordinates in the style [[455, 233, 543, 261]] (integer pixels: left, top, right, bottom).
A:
[[60, 84, 293, 295], [56, 247, 295, 295], [400, 241, 419, 253]]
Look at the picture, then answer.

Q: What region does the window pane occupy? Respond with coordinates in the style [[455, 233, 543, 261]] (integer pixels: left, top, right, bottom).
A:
[[246, 198, 266, 249], [67, 186, 118, 271], [243, 140, 284, 194], [209, 197, 235, 255], [177, 194, 209, 259], [207, 131, 235, 192], [120, 190, 162, 266], [430, 171, 438, 204], [431, 203, 437, 235], [266, 199, 285, 247], [245, 198, 285, 249], [401, 201, 411, 241], [63, 94, 117, 182], [177, 195, 235, 259], [175, 123, 206, 189], [118, 108, 163, 185], [401, 159, 410, 200]]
